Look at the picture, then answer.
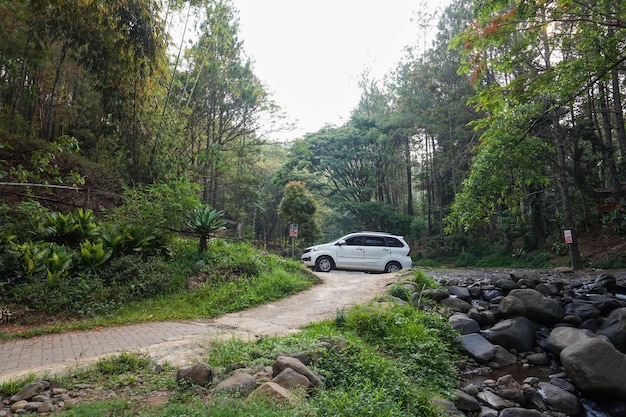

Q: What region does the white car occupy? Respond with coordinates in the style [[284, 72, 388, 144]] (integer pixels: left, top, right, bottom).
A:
[[301, 232, 413, 273]]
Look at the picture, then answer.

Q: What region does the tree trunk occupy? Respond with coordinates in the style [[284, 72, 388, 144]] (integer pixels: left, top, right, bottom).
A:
[[553, 116, 583, 270], [611, 68, 626, 175], [405, 134, 414, 216], [44, 43, 67, 141], [598, 83, 622, 193]]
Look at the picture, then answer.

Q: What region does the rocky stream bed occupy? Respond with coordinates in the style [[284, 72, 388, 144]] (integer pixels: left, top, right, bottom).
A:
[[420, 267, 626, 417]]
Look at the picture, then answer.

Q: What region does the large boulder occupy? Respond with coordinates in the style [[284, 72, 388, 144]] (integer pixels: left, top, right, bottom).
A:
[[484, 317, 535, 353], [543, 327, 594, 356], [560, 337, 626, 398], [537, 382, 581, 416], [508, 289, 564, 324], [598, 307, 626, 353], [498, 296, 526, 317]]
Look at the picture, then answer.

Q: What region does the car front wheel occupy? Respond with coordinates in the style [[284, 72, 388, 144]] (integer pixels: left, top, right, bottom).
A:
[[315, 256, 334, 272], [385, 261, 402, 273]]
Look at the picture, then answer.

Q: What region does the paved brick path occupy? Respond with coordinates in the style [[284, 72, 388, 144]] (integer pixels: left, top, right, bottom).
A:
[[0, 321, 230, 383], [0, 271, 398, 383]]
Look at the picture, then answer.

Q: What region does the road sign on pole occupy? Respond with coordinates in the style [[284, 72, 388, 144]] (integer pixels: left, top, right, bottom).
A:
[[289, 224, 298, 238]]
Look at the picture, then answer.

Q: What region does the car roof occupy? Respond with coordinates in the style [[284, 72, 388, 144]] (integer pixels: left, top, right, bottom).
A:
[[348, 231, 405, 238]]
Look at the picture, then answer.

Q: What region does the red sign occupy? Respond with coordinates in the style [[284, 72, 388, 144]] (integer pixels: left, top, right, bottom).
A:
[[289, 224, 298, 237]]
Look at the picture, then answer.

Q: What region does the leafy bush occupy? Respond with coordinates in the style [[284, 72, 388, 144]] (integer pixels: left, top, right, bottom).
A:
[[339, 303, 458, 392], [110, 180, 202, 233]]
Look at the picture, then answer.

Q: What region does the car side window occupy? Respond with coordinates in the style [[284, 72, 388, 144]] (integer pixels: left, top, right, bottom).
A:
[[363, 236, 386, 246], [385, 237, 404, 247], [344, 236, 363, 246]]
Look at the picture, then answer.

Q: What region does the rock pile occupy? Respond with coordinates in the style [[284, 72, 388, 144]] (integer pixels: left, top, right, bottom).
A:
[[174, 342, 336, 407], [2, 339, 340, 415], [419, 269, 626, 417]]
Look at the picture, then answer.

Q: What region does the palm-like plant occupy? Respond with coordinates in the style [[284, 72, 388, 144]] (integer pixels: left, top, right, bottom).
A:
[[186, 206, 227, 253]]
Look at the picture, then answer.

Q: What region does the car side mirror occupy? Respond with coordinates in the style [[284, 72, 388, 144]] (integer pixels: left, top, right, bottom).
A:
[[336, 239, 346, 246]]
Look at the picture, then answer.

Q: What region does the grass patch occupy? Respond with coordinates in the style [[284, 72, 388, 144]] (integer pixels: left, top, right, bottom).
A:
[[2, 304, 458, 417], [1, 240, 318, 340]]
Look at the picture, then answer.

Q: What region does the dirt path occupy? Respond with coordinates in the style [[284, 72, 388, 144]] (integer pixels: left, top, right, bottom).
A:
[[0, 271, 401, 382]]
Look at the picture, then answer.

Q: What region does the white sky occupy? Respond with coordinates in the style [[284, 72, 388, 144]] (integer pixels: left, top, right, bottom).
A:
[[172, 1, 447, 141]]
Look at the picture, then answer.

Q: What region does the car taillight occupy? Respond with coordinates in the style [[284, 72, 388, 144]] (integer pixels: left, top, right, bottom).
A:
[[407, 247, 412, 256]]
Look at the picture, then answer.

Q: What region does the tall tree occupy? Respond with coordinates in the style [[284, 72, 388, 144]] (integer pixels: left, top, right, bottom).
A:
[[182, 0, 267, 206]]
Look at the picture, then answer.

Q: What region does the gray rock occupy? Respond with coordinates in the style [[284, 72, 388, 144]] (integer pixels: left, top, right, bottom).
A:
[[526, 352, 549, 366], [549, 377, 576, 393], [449, 314, 480, 334], [468, 308, 497, 327], [522, 386, 546, 411], [456, 333, 496, 362], [544, 327, 594, 355], [247, 382, 300, 406], [176, 362, 213, 386], [564, 302, 601, 321], [560, 337, 626, 398], [598, 307, 626, 353], [24, 401, 43, 411], [498, 296, 527, 317], [476, 390, 514, 410], [448, 286, 471, 301], [271, 367, 311, 390], [431, 398, 466, 416], [494, 279, 520, 292], [490, 345, 518, 367], [509, 272, 540, 283], [37, 399, 55, 413], [454, 389, 481, 412], [499, 407, 544, 417], [9, 381, 50, 403], [508, 289, 564, 324], [495, 374, 525, 404], [213, 372, 258, 397], [273, 356, 323, 388], [478, 406, 499, 417], [485, 317, 535, 352], [425, 288, 449, 302], [537, 382, 581, 416], [441, 296, 472, 313]]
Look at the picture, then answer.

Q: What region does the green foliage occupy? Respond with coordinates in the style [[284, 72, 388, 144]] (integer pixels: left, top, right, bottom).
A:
[[94, 352, 151, 375], [112, 181, 203, 234], [388, 284, 412, 301], [339, 303, 459, 392], [412, 270, 441, 290], [100, 225, 172, 258], [43, 209, 99, 247], [79, 241, 112, 270], [186, 205, 228, 253], [278, 181, 320, 246], [8, 136, 85, 185], [602, 207, 626, 236]]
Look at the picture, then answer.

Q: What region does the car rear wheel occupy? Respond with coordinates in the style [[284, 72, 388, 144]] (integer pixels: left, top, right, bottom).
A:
[[315, 256, 334, 272], [385, 261, 402, 273]]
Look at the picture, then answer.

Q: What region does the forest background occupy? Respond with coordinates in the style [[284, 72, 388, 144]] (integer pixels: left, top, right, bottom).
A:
[[2, 0, 626, 270]]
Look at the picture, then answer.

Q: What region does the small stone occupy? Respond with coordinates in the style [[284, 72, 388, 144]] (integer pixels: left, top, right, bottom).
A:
[[10, 400, 28, 412], [38, 399, 55, 413]]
